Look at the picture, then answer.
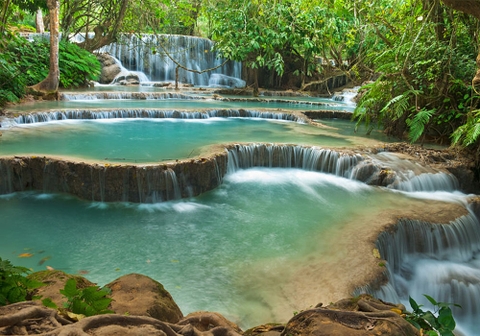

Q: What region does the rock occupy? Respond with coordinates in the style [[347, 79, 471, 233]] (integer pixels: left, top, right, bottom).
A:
[[282, 295, 419, 336], [153, 82, 172, 87], [244, 323, 284, 336], [27, 270, 96, 308], [178, 311, 242, 333], [105, 273, 183, 323], [96, 53, 122, 84], [0, 301, 243, 336]]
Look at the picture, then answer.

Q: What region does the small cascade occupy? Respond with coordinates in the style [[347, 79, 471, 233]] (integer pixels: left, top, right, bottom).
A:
[[164, 169, 181, 201], [100, 34, 242, 87], [226, 144, 363, 177], [109, 56, 151, 85], [364, 151, 461, 193], [208, 74, 246, 88], [331, 87, 359, 106], [393, 172, 459, 192], [358, 213, 480, 335], [0, 162, 14, 194], [133, 167, 182, 203], [60, 92, 207, 101], [1, 109, 298, 127]]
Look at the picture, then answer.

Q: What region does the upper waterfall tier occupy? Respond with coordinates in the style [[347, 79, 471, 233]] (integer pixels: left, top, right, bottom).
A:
[[99, 34, 243, 86]]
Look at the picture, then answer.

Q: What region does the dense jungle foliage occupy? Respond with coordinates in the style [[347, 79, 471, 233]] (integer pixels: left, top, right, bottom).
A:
[[1, 0, 480, 149], [0, 32, 100, 105]]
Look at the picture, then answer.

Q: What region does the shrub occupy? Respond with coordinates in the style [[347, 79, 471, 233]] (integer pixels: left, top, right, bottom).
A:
[[0, 257, 44, 305]]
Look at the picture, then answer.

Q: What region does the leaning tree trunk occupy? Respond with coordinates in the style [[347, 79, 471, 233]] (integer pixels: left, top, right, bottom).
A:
[[29, 0, 60, 98]]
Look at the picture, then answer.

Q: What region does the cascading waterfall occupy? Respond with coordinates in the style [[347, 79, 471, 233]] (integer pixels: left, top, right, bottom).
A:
[[331, 87, 359, 106], [100, 34, 242, 86], [358, 213, 480, 336], [60, 92, 207, 101], [393, 171, 459, 192], [1, 109, 299, 127], [351, 165, 480, 335], [20, 33, 244, 87], [226, 144, 363, 177], [224, 144, 480, 334]]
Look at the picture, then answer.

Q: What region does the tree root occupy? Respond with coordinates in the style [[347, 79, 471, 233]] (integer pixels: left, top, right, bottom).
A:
[[0, 302, 243, 336]]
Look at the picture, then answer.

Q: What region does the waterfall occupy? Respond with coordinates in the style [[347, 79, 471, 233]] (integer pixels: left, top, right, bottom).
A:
[[393, 172, 459, 192], [1, 109, 298, 127], [100, 34, 242, 86], [226, 144, 363, 177], [359, 213, 480, 336], [331, 87, 359, 107], [0, 162, 14, 194], [60, 92, 208, 100]]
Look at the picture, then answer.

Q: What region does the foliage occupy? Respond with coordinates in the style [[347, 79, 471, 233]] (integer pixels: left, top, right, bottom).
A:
[[0, 0, 47, 35], [0, 258, 44, 305], [0, 33, 100, 106], [353, 0, 479, 144], [209, 0, 359, 87], [123, 0, 200, 35], [43, 278, 113, 317], [61, 0, 129, 51], [406, 295, 460, 336]]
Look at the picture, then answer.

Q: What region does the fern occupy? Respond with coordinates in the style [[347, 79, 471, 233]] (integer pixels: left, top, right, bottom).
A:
[[451, 109, 480, 146], [59, 278, 113, 317], [407, 108, 435, 143]]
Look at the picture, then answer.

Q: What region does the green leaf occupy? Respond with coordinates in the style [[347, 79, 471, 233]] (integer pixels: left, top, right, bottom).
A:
[[438, 307, 456, 330], [423, 294, 438, 306], [60, 279, 80, 298], [409, 296, 420, 313], [42, 298, 58, 309]]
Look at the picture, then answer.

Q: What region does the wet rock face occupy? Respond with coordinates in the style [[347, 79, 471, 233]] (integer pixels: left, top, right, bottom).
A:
[[0, 154, 229, 203]]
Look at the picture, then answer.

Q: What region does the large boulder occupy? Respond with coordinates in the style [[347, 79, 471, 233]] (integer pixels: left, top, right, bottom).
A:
[[105, 273, 183, 323], [96, 53, 122, 84]]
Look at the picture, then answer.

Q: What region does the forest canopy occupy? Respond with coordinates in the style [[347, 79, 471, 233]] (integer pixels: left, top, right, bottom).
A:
[[2, 0, 480, 149]]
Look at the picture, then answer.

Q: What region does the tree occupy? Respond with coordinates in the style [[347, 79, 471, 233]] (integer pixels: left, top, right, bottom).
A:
[[28, 0, 60, 95], [353, 0, 479, 144], [61, 0, 129, 52], [0, 0, 47, 35]]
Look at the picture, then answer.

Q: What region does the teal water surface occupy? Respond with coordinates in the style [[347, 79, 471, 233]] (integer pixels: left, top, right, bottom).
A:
[[0, 118, 350, 162], [0, 168, 401, 328]]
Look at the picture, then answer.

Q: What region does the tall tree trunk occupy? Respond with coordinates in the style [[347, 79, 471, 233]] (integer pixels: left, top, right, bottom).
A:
[[29, 0, 60, 96], [35, 8, 45, 33], [0, 0, 11, 36]]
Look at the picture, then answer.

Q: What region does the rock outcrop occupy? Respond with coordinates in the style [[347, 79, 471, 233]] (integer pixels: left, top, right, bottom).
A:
[[106, 273, 183, 323], [0, 282, 419, 336], [96, 53, 122, 84], [281, 295, 419, 336]]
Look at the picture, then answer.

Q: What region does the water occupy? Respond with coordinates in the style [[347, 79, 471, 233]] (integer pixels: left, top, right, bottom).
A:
[[4, 97, 350, 113], [1, 49, 480, 334], [0, 167, 443, 328], [99, 34, 242, 86], [0, 118, 351, 162]]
